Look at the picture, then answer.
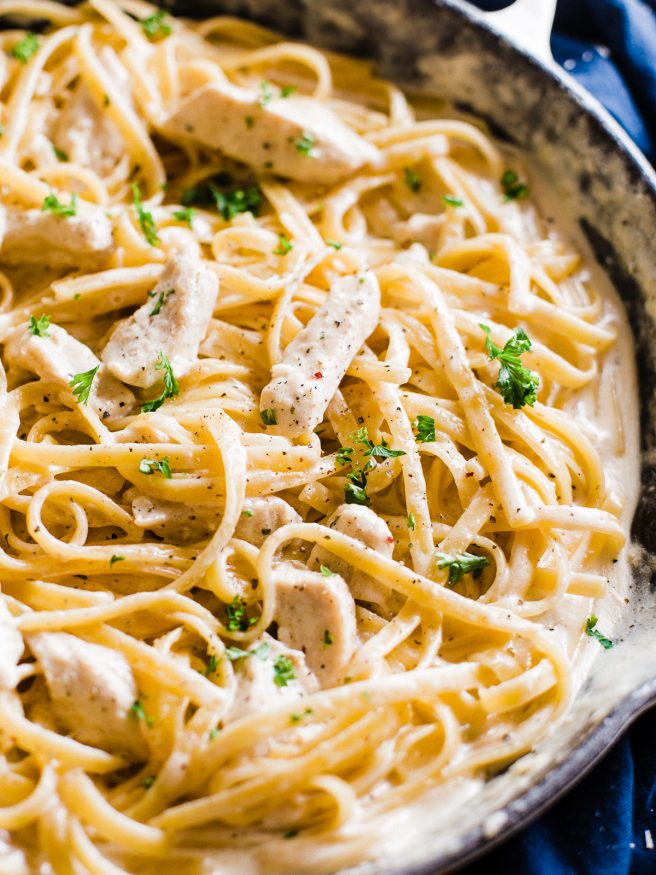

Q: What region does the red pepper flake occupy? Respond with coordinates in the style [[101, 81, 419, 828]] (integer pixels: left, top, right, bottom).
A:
[[313, 371, 323, 379], [386, 535, 394, 544]]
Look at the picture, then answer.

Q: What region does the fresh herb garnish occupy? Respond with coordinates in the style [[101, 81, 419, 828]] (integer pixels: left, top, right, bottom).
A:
[[130, 699, 154, 727], [260, 408, 276, 426], [242, 509, 254, 517], [226, 596, 257, 632], [110, 555, 125, 566], [404, 167, 421, 193], [28, 314, 50, 337], [173, 206, 195, 227], [280, 85, 296, 98], [204, 654, 219, 676], [52, 146, 68, 162], [245, 115, 254, 129], [481, 324, 539, 409], [274, 234, 292, 255], [323, 629, 333, 646], [225, 642, 270, 662], [336, 446, 354, 467], [407, 512, 415, 531], [69, 364, 99, 405], [258, 80, 274, 107], [436, 550, 490, 586], [350, 426, 405, 459], [131, 182, 159, 246], [414, 414, 436, 443], [210, 182, 262, 221], [138, 456, 172, 478], [150, 287, 175, 317], [295, 131, 315, 157], [442, 194, 463, 207], [143, 776, 155, 789], [42, 191, 77, 217], [584, 615, 614, 650], [500, 169, 529, 201], [327, 240, 343, 250], [320, 565, 335, 577], [345, 468, 370, 506], [11, 33, 39, 63], [140, 350, 179, 413], [273, 655, 295, 687], [141, 9, 172, 40]]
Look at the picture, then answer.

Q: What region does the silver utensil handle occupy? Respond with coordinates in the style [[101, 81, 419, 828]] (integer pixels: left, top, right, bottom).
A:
[[477, 0, 557, 64]]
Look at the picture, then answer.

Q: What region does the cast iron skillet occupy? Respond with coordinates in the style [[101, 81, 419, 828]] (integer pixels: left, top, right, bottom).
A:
[[10, 0, 656, 871]]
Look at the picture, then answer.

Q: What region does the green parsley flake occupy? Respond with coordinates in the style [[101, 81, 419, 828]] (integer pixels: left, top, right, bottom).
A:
[[242, 509, 254, 517], [11, 33, 39, 63], [258, 80, 274, 107], [226, 596, 258, 632], [130, 699, 154, 727], [436, 550, 490, 586], [442, 194, 463, 207], [138, 456, 172, 479], [350, 426, 405, 459], [407, 512, 416, 531], [52, 146, 68, 162], [245, 115, 254, 129], [209, 728, 220, 740], [280, 85, 296, 98], [143, 776, 155, 789], [42, 191, 77, 217], [323, 629, 333, 646], [109, 555, 125, 566], [327, 240, 343, 250], [481, 324, 539, 409], [204, 654, 219, 676], [274, 234, 293, 255], [28, 314, 50, 337], [295, 131, 315, 157], [500, 169, 529, 201], [273, 655, 295, 687], [131, 182, 159, 246], [345, 468, 370, 506], [404, 167, 421, 192], [584, 615, 613, 650], [414, 414, 436, 443], [173, 206, 195, 227], [141, 350, 179, 413], [260, 408, 276, 426], [336, 446, 354, 467], [210, 183, 262, 221], [150, 287, 175, 317], [320, 565, 335, 577], [69, 364, 99, 406], [141, 10, 172, 40]]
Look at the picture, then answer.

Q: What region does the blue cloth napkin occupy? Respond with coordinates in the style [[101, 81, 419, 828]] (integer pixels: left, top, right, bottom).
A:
[[457, 2, 656, 873]]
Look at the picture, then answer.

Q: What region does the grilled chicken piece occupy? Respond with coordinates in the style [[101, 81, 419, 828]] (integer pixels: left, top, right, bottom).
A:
[[166, 81, 379, 185], [53, 84, 124, 176], [102, 254, 219, 388], [28, 632, 148, 759], [130, 492, 218, 543], [260, 273, 380, 437], [4, 323, 133, 421], [235, 497, 301, 547], [275, 565, 358, 687], [0, 201, 114, 270]]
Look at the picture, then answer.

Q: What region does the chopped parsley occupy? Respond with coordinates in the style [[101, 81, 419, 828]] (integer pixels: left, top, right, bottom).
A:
[[295, 131, 315, 157], [258, 79, 274, 107], [481, 324, 539, 409], [336, 446, 354, 467], [209, 727, 220, 740], [109, 555, 125, 566], [42, 191, 77, 217], [404, 167, 421, 193], [323, 629, 333, 646], [52, 146, 68, 162], [150, 287, 175, 317], [414, 414, 436, 443], [500, 169, 529, 201], [173, 206, 195, 227], [138, 456, 172, 478], [242, 509, 254, 517], [130, 699, 154, 727], [327, 240, 343, 250], [225, 642, 270, 662], [210, 182, 262, 221], [11, 33, 39, 63], [407, 512, 416, 531], [141, 9, 172, 40], [28, 314, 50, 337], [69, 364, 99, 405], [140, 350, 179, 413], [260, 408, 276, 426], [584, 615, 614, 650], [274, 234, 293, 255], [245, 115, 254, 129], [273, 655, 295, 687], [350, 426, 405, 459], [345, 467, 370, 506], [204, 654, 219, 676], [226, 596, 258, 632], [143, 776, 155, 789], [280, 85, 296, 98], [436, 550, 490, 586], [131, 182, 159, 246], [442, 194, 463, 207], [320, 565, 335, 577]]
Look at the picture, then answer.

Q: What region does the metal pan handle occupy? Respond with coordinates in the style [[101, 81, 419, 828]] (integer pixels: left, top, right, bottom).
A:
[[477, 0, 557, 64]]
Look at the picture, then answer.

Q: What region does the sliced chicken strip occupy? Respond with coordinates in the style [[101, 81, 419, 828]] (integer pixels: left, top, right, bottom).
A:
[[53, 83, 124, 176], [28, 632, 148, 759], [228, 635, 318, 721], [4, 323, 134, 422], [102, 253, 219, 388], [0, 601, 23, 690], [130, 492, 218, 543], [166, 81, 379, 185], [311, 504, 403, 614], [235, 497, 301, 547], [0, 201, 114, 270], [260, 273, 380, 437], [275, 564, 358, 687]]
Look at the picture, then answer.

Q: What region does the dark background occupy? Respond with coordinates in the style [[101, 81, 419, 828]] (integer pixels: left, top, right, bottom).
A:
[[461, 2, 656, 874]]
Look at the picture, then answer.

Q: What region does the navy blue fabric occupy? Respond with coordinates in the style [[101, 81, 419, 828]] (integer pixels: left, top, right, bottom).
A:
[[456, 2, 656, 873]]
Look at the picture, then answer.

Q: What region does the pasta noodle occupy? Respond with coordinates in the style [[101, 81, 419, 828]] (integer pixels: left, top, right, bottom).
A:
[[0, 2, 636, 873]]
